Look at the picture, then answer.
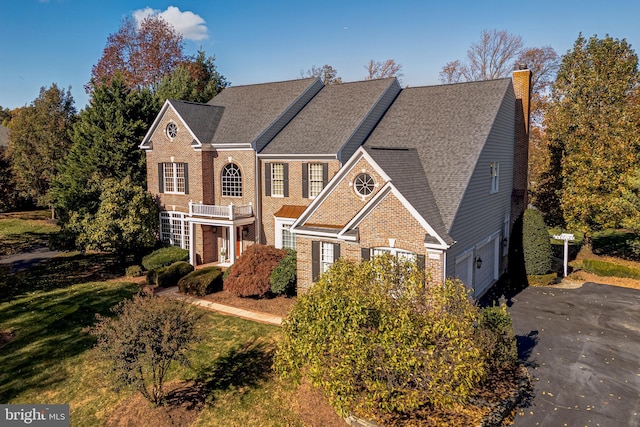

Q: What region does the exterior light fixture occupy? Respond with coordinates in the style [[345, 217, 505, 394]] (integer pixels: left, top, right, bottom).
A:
[[476, 257, 483, 269]]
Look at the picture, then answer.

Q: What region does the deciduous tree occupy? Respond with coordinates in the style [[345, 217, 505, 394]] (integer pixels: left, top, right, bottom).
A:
[[540, 34, 640, 232], [87, 15, 185, 93], [6, 85, 76, 210], [364, 59, 402, 80], [302, 64, 342, 84]]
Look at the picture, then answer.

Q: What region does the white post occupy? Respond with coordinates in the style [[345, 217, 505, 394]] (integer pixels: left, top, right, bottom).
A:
[[189, 221, 196, 267], [553, 233, 575, 278], [228, 225, 236, 263], [228, 203, 234, 220], [188, 200, 193, 216]]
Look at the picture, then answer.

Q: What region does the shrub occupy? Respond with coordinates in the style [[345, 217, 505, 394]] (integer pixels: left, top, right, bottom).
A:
[[527, 273, 558, 287], [142, 246, 189, 271], [157, 261, 194, 288], [575, 259, 640, 280], [523, 208, 552, 275], [222, 267, 231, 281], [146, 266, 166, 286], [275, 255, 489, 422], [479, 303, 518, 371], [178, 267, 223, 296], [270, 249, 297, 296], [91, 292, 203, 405], [125, 265, 144, 278], [224, 245, 286, 298]]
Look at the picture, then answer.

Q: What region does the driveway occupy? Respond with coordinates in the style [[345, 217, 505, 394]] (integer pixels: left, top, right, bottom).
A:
[[0, 246, 60, 273], [509, 282, 640, 426]]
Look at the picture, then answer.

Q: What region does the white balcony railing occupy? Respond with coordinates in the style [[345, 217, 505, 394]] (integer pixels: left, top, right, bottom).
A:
[[188, 201, 253, 220]]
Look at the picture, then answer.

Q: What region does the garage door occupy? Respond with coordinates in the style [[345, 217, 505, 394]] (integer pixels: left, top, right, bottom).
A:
[[474, 236, 499, 297], [455, 251, 474, 291]]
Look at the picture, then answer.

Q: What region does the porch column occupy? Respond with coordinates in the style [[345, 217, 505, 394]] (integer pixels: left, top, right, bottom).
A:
[[189, 221, 196, 267], [228, 225, 236, 263]]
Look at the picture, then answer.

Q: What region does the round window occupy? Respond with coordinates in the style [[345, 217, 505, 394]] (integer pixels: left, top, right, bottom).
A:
[[354, 173, 375, 196], [166, 122, 178, 139]]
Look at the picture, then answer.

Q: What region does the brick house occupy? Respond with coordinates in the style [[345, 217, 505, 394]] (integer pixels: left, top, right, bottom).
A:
[[140, 69, 531, 298]]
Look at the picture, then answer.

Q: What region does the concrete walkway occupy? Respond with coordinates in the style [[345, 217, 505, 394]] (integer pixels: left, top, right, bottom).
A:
[[156, 286, 283, 326]]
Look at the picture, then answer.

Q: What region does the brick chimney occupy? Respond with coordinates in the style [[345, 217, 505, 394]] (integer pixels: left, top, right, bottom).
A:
[[511, 65, 532, 223]]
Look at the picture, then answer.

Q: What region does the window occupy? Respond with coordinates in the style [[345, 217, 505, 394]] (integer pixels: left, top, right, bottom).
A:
[[166, 122, 178, 139], [282, 224, 296, 250], [272, 163, 285, 196], [354, 173, 375, 197], [160, 211, 190, 249], [161, 162, 187, 194], [308, 163, 324, 197], [370, 247, 417, 262], [312, 241, 340, 281], [222, 163, 242, 197], [490, 162, 499, 193]]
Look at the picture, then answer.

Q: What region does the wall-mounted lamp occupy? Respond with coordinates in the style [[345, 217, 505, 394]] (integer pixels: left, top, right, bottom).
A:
[[212, 226, 217, 233], [476, 257, 483, 269], [242, 225, 249, 237], [502, 237, 508, 247]]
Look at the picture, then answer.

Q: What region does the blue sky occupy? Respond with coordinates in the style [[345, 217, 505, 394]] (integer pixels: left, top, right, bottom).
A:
[[1, 0, 639, 111]]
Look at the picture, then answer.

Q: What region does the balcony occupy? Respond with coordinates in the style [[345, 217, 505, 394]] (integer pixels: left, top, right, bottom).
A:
[[188, 201, 253, 220]]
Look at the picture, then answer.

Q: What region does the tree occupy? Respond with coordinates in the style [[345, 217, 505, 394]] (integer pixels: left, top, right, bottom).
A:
[[92, 292, 203, 405], [87, 15, 185, 93], [0, 106, 11, 126], [53, 75, 158, 246], [522, 208, 552, 275], [302, 64, 342, 84], [439, 30, 524, 83], [274, 255, 510, 424], [155, 49, 229, 103], [6, 84, 76, 210], [73, 177, 159, 261], [540, 34, 640, 232], [364, 59, 402, 80]]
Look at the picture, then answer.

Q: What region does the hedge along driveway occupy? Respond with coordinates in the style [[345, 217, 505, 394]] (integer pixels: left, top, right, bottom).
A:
[[509, 282, 640, 426]]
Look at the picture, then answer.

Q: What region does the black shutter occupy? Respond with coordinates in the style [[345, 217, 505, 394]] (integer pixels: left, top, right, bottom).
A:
[[158, 163, 164, 193], [183, 163, 189, 194], [265, 163, 271, 196], [283, 163, 289, 197], [417, 254, 426, 271], [333, 243, 340, 261], [312, 241, 320, 282], [361, 247, 370, 261], [302, 163, 309, 198], [322, 163, 328, 189]]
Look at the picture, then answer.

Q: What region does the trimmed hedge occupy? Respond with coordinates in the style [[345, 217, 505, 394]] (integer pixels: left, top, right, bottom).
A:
[[125, 265, 144, 278], [157, 261, 194, 287], [142, 247, 189, 271], [270, 249, 297, 296], [523, 209, 552, 275], [576, 259, 640, 280], [527, 273, 557, 287], [146, 266, 167, 285], [178, 267, 223, 296]]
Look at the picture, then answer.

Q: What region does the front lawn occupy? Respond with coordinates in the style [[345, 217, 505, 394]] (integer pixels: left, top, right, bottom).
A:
[[0, 212, 59, 256]]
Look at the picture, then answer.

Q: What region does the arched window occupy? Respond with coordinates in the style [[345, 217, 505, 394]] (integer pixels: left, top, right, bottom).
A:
[[222, 163, 242, 197]]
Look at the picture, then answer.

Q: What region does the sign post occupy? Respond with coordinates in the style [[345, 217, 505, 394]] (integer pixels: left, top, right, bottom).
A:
[[552, 233, 575, 277]]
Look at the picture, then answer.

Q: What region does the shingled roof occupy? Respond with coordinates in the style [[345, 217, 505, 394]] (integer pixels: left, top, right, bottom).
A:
[[207, 77, 322, 146], [260, 78, 400, 158], [364, 78, 512, 230], [169, 100, 224, 146], [363, 146, 453, 244]]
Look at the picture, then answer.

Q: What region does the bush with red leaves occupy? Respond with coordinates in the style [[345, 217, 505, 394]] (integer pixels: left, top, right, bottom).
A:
[[223, 245, 287, 298]]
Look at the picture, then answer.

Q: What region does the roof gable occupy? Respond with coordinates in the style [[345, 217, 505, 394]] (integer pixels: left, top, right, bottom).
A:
[[260, 78, 400, 157], [207, 77, 322, 147], [363, 78, 513, 230]]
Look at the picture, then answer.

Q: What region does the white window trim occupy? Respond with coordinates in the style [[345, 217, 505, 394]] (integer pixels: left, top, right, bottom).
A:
[[490, 162, 500, 194], [308, 163, 324, 199], [321, 242, 334, 273], [160, 211, 190, 249], [370, 247, 417, 261], [222, 163, 242, 197], [271, 163, 285, 197], [274, 217, 296, 249], [163, 162, 186, 194]]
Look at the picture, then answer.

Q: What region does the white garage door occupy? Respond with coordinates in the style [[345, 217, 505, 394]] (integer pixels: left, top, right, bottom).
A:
[[474, 236, 499, 297], [455, 251, 474, 290]]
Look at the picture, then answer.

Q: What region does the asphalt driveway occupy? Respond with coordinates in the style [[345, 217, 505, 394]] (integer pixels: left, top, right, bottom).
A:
[[509, 282, 640, 426]]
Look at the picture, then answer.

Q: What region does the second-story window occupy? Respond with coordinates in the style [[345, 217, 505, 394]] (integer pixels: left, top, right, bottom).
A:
[[272, 163, 285, 196], [490, 162, 500, 193], [222, 163, 242, 197], [303, 162, 328, 198], [162, 162, 187, 194]]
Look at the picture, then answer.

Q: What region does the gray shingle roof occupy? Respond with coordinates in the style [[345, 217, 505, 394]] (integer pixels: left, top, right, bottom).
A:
[[363, 146, 453, 244], [207, 78, 319, 144], [261, 78, 399, 155], [0, 125, 8, 148], [169, 100, 224, 145], [363, 78, 512, 231]]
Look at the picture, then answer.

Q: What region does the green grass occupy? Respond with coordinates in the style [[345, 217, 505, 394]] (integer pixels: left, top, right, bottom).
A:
[[591, 229, 640, 260], [0, 217, 59, 256]]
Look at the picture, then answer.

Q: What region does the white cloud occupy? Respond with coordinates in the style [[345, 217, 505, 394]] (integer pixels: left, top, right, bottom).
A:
[[133, 6, 208, 41]]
